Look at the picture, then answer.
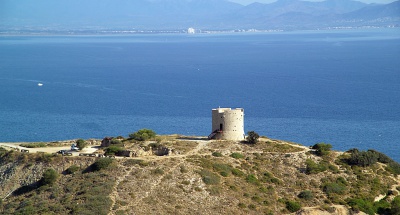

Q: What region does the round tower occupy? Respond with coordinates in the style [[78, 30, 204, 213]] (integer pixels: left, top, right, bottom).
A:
[[209, 108, 245, 141]]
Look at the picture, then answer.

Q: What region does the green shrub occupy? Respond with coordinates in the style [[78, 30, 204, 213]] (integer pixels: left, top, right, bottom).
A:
[[230, 152, 244, 159], [65, 165, 79, 174], [40, 168, 59, 186], [20, 142, 47, 148], [129, 129, 156, 141], [105, 146, 124, 156], [248, 204, 256, 210], [148, 142, 161, 149], [323, 182, 346, 195], [152, 168, 164, 175], [111, 138, 122, 145], [76, 139, 87, 150], [386, 162, 400, 175], [346, 198, 375, 215], [246, 131, 260, 144], [391, 196, 400, 215], [220, 171, 229, 177], [198, 169, 220, 185], [123, 159, 148, 167], [180, 165, 188, 173], [212, 163, 232, 176], [238, 203, 246, 208], [212, 152, 223, 157], [262, 171, 281, 184], [286, 200, 301, 212], [207, 186, 221, 196], [246, 174, 259, 185], [345, 149, 399, 172], [312, 143, 332, 156], [232, 168, 245, 177], [373, 200, 391, 215], [298, 190, 314, 200], [92, 158, 114, 171], [305, 159, 328, 174]]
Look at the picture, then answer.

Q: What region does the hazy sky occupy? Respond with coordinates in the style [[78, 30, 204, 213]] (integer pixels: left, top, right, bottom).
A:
[[229, 0, 397, 5]]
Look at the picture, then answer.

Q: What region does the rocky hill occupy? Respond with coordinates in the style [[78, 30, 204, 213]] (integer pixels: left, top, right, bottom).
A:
[[0, 135, 400, 214]]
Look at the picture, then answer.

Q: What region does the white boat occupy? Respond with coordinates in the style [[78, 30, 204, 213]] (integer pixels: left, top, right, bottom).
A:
[[38, 83, 43, 86]]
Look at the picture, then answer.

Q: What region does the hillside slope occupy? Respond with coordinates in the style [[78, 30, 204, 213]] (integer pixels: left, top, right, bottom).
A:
[[0, 136, 399, 214]]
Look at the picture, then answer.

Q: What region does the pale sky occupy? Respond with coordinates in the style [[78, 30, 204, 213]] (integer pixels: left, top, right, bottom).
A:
[[229, 0, 397, 5]]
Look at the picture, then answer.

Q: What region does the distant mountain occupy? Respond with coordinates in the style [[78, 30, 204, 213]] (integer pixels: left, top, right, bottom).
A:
[[235, 0, 367, 17], [0, 0, 399, 31], [0, 0, 241, 29], [343, 0, 400, 20]]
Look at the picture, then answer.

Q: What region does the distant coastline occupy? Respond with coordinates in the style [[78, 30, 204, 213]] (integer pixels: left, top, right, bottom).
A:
[[1, 25, 398, 36]]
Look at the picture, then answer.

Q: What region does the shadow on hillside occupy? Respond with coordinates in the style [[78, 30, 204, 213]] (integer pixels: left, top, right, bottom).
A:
[[177, 137, 209, 141], [12, 181, 40, 196]]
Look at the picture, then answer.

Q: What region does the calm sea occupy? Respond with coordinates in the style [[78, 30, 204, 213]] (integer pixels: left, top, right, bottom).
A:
[[1, 29, 399, 162]]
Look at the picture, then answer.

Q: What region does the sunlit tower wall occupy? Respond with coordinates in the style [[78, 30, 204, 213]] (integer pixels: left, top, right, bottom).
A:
[[209, 108, 245, 141]]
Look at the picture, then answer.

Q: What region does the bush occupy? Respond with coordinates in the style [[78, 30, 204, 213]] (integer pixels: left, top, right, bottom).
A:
[[238, 203, 246, 208], [346, 198, 375, 215], [344, 149, 400, 175], [110, 138, 122, 145], [391, 196, 400, 215], [105, 146, 124, 156], [40, 168, 59, 186], [298, 190, 314, 200], [0, 147, 6, 156], [92, 158, 114, 171], [386, 162, 400, 175], [212, 152, 223, 157], [129, 129, 156, 141], [230, 152, 244, 159], [286, 200, 301, 212], [312, 143, 332, 156], [152, 168, 164, 175], [246, 174, 259, 185], [305, 159, 328, 174], [212, 163, 232, 177], [198, 169, 220, 185], [65, 165, 79, 174], [246, 131, 260, 144], [232, 168, 245, 177], [374, 200, 391, 215], [148, 142, 161, 149], [20, 142, 47, 148], [323, 182, 346, 195], [76, 139, 87, 150]]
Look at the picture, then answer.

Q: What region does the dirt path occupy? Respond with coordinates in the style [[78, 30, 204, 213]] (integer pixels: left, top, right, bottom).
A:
[[108, 166, 135, 213], [0, 142, 99, 155]]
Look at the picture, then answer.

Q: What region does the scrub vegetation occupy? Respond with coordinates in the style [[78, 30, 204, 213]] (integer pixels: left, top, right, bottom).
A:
[[0, 134, 399, 215]]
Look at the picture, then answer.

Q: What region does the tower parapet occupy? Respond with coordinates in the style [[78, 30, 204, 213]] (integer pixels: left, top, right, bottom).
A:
[[209, 108, 245, 141]]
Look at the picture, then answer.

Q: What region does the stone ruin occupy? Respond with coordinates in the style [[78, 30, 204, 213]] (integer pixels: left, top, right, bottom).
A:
[[101, 137, 113, 147], [152, 146, 170, 156]]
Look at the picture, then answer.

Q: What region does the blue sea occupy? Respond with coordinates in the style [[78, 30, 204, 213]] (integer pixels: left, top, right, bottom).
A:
[[1, 29, 399, 162]]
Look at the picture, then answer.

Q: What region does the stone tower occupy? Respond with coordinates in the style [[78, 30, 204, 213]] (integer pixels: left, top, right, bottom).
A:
[[208, 107, 245, 141]]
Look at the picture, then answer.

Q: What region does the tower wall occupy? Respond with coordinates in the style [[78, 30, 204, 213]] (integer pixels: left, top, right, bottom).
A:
[[211, 108, 244, 141]]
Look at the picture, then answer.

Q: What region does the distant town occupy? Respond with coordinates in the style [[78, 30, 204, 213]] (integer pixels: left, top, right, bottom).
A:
[[1, 25, 398, 36]]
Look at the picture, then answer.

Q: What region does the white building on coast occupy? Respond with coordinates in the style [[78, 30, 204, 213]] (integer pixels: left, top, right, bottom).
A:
[[209, 107, 245, 141]]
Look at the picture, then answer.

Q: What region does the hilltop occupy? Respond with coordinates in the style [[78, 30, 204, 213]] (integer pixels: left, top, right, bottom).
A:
[[0, 135, 400, 214]]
